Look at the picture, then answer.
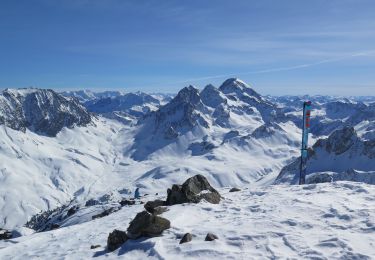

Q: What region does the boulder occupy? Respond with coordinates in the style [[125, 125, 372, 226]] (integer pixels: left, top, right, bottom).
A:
[[166, 174, 221, 205], [127, 211, 170, 239], [0, 229, 12, 240], [229, 187, 241, 192], [144, 199, 166, 214], [90, 245, 101, 249], [107, 229, 128, 252], [205, 232, 218, 241], [179, 233, 193, 244]]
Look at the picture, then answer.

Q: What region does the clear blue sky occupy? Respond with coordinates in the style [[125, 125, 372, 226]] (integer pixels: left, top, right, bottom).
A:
[[1, 0, 375, 95]]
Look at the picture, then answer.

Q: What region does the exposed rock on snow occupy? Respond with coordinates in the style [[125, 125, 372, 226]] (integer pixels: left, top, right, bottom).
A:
[[92, 207, 119, 220], [107, 229, 128, 252], [179, 233, 193, 244], [119, 199, 136, 207], [229, 187, 241, 192], [0, 229, 12, 240], [127, 211, 171, 239], [166, 174, 221, 205], [205, 232, 218, 241]]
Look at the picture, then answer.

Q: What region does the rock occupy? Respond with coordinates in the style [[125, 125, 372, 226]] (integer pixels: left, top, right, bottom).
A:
[[229, 187, 241, 192], [107, 229, 128, 252], [85, 198, 100, 207], [205, 232, 218, 241], [153, 206, 169, 215], [90, 245, 101, 249], [120, 199, 136, 207], [67, 206, 79, 216], [50, 223, 60, 230], [127, 211, 170, 239], [166, 174, 221, 205], [144, 200, 165, 214], [92, 207, 118, 220], [179, 233, 193, 244], [0, 229, 12, 240], [306, 172, 333, 184]]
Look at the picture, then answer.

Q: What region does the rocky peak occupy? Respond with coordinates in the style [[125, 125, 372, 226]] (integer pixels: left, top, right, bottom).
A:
[[200, 84, 227, 108], [171, 85, 201, 106]]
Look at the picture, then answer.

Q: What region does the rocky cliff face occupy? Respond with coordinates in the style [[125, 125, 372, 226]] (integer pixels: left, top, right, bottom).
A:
[[0, 88, 92, 136]]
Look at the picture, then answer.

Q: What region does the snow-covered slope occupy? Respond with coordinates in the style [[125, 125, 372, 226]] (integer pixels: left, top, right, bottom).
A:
[[1, 182, 374, 259], [0, 118, 123, 228]]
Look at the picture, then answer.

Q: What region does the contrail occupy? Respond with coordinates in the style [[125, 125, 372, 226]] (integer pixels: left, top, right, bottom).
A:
[[154, 50, 375, 87]]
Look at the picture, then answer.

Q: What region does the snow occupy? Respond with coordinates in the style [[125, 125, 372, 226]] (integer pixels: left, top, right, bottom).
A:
[[0, 182, 374, 259]]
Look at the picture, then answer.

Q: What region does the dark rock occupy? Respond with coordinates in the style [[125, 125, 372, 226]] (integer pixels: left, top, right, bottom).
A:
[[51, 223, 60, 230], [229, 187, 241, 192], [92, 207, 118, 220], [144, 200, 166, 214], [85, 198, 100, 207], [205, 232, 218, 241], [107, 229, 128, 252], [127, 211, 170, 239], [166, 174, 221, 205], [179, 233, 193, 244], [120, 199, 136, 207], [90, 245, 101, 249], [67, 206, 79, 216], [0, 229, 12, 240]]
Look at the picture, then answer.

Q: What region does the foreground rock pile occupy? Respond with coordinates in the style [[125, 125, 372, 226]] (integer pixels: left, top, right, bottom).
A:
[[107, 174, 221, 251]]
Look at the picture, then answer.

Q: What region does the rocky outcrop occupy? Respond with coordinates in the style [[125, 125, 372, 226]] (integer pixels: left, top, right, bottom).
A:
[[229, 187, 241, 192], [107, 229, 128, 252], [127, 211, 171, 239], [0, 88, 92, 136], [166, 174, 221, 205], [179, 233, 193, 244], [205, 232, 218, 241]]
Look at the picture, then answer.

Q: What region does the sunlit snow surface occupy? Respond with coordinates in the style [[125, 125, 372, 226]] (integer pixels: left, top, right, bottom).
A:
[[0, 182, 374, 259]]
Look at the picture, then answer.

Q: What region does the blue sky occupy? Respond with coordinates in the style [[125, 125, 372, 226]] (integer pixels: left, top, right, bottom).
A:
[[1, 0, 375, 95]]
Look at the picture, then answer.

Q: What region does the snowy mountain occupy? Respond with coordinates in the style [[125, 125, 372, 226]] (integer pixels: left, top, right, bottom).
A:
[[84, 92, 161, 119], [61, 90, 125, 102], [1, 79, 375, 258], [0, 88, 92, 136], [275, 126, 375, 184]]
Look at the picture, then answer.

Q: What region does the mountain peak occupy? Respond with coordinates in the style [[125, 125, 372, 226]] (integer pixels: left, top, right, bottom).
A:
[[172, 85, 200, 105], [219, 78, 262, 100]]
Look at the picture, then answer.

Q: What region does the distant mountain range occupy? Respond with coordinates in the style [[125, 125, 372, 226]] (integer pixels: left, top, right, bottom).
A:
[[1, 78, 375, 230]]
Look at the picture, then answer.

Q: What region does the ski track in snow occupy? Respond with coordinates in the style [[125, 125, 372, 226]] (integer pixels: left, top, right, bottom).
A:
[[0, 182, 374, 259]]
